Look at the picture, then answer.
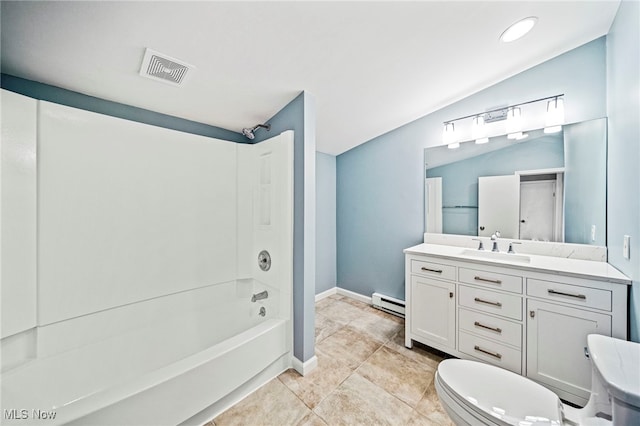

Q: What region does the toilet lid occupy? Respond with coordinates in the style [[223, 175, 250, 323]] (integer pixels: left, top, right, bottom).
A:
[[588, 334, 640, 407], [437, 359, 563, 425]]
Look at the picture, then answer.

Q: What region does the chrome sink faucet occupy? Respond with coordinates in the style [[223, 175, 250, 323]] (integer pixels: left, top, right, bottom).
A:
[[472, 238, 484, 250], [490, 231, 501, 252], [508, 241, 522, 254]]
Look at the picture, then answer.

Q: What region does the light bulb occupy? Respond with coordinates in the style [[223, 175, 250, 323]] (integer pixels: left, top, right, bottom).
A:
[[442, 122, 456, 145], [472, 115, 488, 143], [447, 142, 460, 149], [506, 107, 522, 138], [500, 17, 538, 43], [507, 131, 523, 140], [545, 97, 564, 133]]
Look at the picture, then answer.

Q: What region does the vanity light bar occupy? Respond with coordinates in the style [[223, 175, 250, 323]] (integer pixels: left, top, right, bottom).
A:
[[442, 94, 564, 147]]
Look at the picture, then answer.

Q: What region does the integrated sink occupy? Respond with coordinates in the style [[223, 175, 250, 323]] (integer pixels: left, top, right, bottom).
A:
[[461, 249, 531, 264]]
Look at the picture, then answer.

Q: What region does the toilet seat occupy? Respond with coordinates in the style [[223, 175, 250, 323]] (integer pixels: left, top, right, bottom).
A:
[[435, 359, 563, 426]]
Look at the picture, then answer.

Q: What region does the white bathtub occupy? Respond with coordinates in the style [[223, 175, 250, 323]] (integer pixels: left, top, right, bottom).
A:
[[0, 280, 291, 425]]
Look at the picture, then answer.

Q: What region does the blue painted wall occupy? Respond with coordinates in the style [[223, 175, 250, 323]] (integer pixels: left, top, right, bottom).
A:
[[426, 135, 564, 236], [316, 152, 337, 295], [606, 0, 640, 342], [1, 74, 245, 143], [337, 38, 607, 301], [254, 92, 317, 362]]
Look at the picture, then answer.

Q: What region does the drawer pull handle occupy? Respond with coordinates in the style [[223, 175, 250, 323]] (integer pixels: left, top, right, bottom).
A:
[[474, 275, 502, 284], [548, 289, 586, 300], [474, 345, 502, 359], [474, 321, 502, 333], [474, 297, 502, 307], [421, 267, 443, 274]]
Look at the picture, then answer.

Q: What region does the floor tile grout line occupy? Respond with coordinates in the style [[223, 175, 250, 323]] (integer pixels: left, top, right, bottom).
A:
[[318, 297, 431, 396], [314, 321, 347, 344], [311, 299, 394, 420], [326, 297, 444, 413], [355, 344, 435, 410], [293, 301, 374, 416], [314, 297, 446, 423], [276, 375, 316, 424], [309, 369, 352, 418], [215, 296, 448, 426], [350, 370, 425, 421]]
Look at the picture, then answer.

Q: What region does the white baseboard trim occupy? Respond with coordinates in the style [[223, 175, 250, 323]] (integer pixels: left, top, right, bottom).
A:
[[315, 287, 337, 302], [336, 287, 372, 305], [314, 286, 372, 305], [292, 354, 318, 376]]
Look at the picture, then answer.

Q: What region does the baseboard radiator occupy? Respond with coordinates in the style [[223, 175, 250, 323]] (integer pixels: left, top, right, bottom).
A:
[[371, 292, 405, 318]]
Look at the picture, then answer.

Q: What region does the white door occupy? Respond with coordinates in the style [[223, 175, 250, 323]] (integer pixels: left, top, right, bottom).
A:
[[478, 175, 520, 238], [527, 299, 611, 404], [520, 180, 556, 241], [425, 177, 443, 233]]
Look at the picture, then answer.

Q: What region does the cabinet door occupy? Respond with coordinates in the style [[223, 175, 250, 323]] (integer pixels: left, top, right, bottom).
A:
[[526, 299, 611, 404], [410, 275, 456, 349]]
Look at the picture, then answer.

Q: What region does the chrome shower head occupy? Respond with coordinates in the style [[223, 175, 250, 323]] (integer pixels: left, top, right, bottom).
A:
[[242, 123, 271, 139], [242, 127, 256, 140]]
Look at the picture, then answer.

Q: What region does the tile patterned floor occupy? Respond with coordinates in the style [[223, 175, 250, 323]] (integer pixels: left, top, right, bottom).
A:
[[206, 294, 454, 426]]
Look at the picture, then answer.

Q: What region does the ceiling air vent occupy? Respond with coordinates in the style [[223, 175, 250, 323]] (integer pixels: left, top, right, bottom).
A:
[[139, 48, 193, 86]]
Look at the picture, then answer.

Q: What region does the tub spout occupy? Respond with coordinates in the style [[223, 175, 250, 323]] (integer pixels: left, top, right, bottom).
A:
[[251, 290, 268, 302]]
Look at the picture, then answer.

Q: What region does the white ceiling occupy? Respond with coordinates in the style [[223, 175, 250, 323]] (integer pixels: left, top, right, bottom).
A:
[[1, 1, 620, 155]]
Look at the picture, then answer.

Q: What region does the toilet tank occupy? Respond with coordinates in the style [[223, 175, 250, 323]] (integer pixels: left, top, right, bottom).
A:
[[587, 334, 640, 423]]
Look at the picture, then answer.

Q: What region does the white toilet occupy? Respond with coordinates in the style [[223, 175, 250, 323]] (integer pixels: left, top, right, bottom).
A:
[[435, 334, 640, 425]]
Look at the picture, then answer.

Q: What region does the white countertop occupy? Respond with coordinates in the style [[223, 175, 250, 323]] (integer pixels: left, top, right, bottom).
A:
[[404, 243, 631, 284]]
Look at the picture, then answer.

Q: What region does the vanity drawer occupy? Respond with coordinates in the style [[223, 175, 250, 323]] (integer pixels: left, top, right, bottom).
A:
[[458, 308, 522, 348], [459, 267, 522, 294], [527, 279, 611, 311], [411, 259, 456, 281], [459, 285, 522, 320], [459, 331, 521, 374]]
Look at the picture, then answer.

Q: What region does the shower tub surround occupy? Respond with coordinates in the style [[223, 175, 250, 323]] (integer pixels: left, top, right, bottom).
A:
[[0, 92, 294, 425], [2, 281, 287, 426]]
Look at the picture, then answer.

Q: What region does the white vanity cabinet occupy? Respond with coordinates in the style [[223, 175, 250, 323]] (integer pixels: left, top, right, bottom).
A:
[[405, 245, 630, 407], [409, 259, 456, 349]]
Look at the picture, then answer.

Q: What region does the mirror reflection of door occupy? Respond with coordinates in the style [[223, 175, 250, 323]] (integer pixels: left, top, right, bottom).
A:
[[518, 172, 564, 242], [425, 177, 443, 233], [478, 175, 520, 239], [520, 181, 555, 241]]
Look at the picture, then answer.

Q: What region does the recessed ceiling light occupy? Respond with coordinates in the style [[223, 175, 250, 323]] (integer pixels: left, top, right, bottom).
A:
[[500, 17, 538, 43]]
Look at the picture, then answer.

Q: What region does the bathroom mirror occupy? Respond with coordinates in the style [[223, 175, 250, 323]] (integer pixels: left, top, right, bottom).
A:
[[424, 118, 607, 245]]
